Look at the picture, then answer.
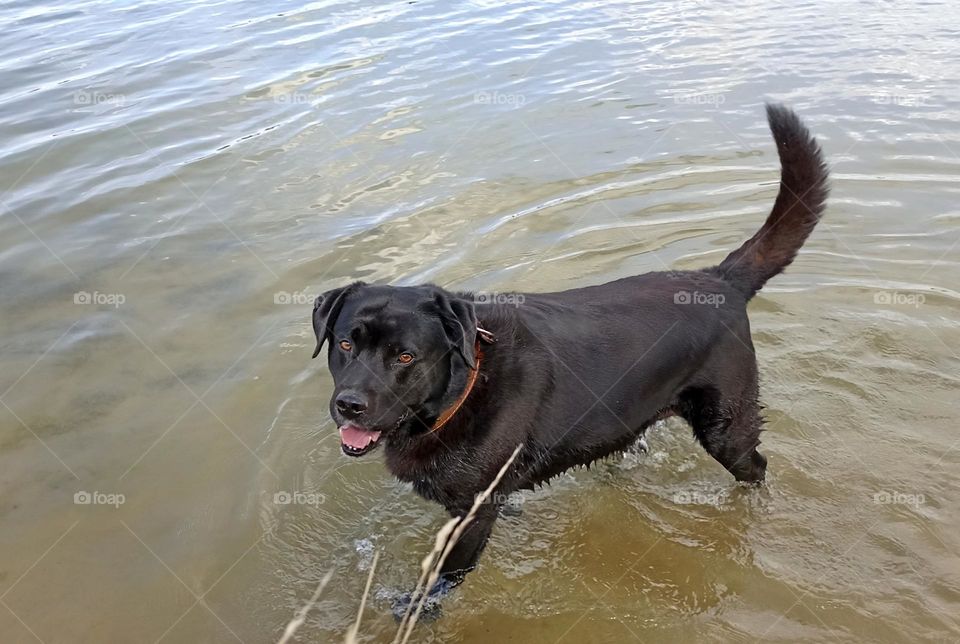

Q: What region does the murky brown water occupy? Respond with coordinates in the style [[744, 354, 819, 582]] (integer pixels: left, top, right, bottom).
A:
[[2, 0, 959, 642]]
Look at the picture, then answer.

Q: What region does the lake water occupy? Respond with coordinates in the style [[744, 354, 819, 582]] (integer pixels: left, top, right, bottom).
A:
[[1, 0, 958, 642]]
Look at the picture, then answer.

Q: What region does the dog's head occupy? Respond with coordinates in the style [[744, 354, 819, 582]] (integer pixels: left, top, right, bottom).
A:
[[311, 282, 479, 456]]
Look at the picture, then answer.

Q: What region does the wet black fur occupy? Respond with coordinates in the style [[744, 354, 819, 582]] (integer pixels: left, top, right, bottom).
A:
[[311, 104, 829, 599]]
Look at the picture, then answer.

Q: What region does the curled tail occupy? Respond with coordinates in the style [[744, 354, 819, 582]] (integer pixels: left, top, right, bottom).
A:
[[714, 104, 829, 299]]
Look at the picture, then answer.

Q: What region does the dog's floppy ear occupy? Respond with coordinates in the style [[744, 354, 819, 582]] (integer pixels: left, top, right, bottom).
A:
[[433, 290, 478, 369], [312, 282, 364, 359]]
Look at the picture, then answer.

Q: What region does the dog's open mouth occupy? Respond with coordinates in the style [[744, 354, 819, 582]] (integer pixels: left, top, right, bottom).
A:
[[339, 424, 382, 456]]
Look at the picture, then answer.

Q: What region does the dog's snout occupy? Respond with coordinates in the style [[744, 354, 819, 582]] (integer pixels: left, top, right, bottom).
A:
[[335, 391, 368, 418]]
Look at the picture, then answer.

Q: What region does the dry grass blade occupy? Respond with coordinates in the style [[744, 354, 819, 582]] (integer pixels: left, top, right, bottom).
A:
[[278, 568, 334, 644], [397, 443, 523, 644], [344, 549, 380, 644], [391, 516, 460, 640]]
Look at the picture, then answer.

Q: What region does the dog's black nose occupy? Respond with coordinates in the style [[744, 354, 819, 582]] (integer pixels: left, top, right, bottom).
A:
[[335, 391, 368, 418]]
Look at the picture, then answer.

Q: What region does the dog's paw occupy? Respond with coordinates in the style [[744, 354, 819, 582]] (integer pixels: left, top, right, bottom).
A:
[[391, 593, 442, 622], [390, 577, 455, 622]]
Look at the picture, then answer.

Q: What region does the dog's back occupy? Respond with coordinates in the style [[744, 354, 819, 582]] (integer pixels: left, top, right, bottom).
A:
[[467, 104, 829, 487]]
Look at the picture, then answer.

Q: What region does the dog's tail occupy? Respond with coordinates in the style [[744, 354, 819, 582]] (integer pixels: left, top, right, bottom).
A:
[[713, 104, 829, 300]]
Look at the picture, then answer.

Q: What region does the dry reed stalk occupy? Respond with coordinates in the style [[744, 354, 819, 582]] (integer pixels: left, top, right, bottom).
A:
[[344, 549, 380, 644], [278, 568, 334, 644], [393, 516, 460, 633], [395, 443, 523, 644]]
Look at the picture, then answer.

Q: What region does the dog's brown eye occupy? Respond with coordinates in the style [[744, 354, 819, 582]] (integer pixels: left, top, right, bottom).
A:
[[339, 340, 352, 351], [398, 352, 414, 364]]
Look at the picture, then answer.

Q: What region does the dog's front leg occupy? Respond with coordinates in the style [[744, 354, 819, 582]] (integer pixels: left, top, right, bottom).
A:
[[392, 503, 499, 621], [438, 502, 499, 585]]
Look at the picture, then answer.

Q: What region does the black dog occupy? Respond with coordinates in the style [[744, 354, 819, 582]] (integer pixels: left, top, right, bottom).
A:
[[311, 104, 828, 607]]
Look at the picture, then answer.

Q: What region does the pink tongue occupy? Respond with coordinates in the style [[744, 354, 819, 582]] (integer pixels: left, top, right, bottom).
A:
[[339, 425, 382, 449]]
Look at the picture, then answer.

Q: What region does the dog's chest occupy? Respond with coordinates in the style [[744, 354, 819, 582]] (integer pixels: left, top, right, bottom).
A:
[[403, 461, 486, 512]]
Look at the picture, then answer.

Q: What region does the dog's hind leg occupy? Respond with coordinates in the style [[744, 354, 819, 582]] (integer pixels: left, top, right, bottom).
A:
[[711, 401, 767, 483], [678, 385, 768, 483]]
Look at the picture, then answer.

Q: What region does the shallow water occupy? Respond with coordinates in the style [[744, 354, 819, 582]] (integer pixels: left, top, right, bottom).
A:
[[1, 0, 959, 642]]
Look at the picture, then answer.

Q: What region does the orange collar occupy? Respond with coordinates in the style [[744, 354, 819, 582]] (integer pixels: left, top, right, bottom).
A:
[[429, 340, 482, 433]]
